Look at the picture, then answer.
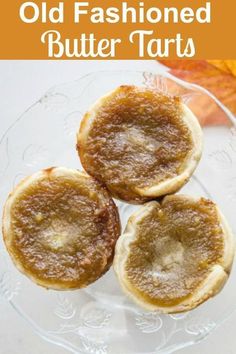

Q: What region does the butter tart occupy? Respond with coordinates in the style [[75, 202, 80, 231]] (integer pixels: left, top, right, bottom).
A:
[[2, 167, 120, 290], [114, 195, 235, 313], [77, 86, 203, 204]]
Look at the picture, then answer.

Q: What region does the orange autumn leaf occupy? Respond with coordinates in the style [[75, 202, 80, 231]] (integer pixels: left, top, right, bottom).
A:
[[207, 60, 236, 76], [158, 60, 236, 126]]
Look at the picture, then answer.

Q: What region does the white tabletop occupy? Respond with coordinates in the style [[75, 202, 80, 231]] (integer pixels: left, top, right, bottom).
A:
[[0, 60, 235, 354]]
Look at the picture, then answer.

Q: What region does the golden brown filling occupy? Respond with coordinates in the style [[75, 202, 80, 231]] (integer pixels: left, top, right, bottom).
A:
[[79, 86, 193, 203], [125, 198, 224, 307], [9, 172, 120, 288]]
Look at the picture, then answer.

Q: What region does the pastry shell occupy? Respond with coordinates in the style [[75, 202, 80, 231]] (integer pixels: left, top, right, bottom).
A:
[[3, 167, 121, 290], [78, 86, 203, 203], [114, 195, 235, 313]]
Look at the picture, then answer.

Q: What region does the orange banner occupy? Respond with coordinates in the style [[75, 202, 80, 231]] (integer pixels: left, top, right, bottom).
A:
[[0, 0, 235, 59]]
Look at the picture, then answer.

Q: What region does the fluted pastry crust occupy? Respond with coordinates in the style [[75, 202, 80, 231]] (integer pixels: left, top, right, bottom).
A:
[[77, 86, 203, 204], [114, 195, 235, 313], [3, 167, 121, 290]]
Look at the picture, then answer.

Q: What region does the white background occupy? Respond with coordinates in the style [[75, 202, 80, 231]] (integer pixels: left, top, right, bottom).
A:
[[0, 60, 235, 354]]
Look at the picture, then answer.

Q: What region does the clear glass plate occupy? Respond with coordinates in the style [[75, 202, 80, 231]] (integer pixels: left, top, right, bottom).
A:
[[0, 70, 236, 354]]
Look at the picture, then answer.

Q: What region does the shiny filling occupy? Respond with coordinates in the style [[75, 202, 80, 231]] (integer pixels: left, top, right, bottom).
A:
[[81, 86, 193, 202], [10, 173, 119, 287], [125, 198, 224, 307]]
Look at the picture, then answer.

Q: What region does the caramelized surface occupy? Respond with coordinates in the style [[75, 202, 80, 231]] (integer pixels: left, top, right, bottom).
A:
[[8, 171, 120, 288], [79, 86, 193, 203], [125, 197, 224, 307]]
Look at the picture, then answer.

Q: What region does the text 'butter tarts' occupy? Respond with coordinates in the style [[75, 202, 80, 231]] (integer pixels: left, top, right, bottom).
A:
[[114, 195, 235, 313], [77, 85, 203, 204], [2, 167, 120, 290]]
